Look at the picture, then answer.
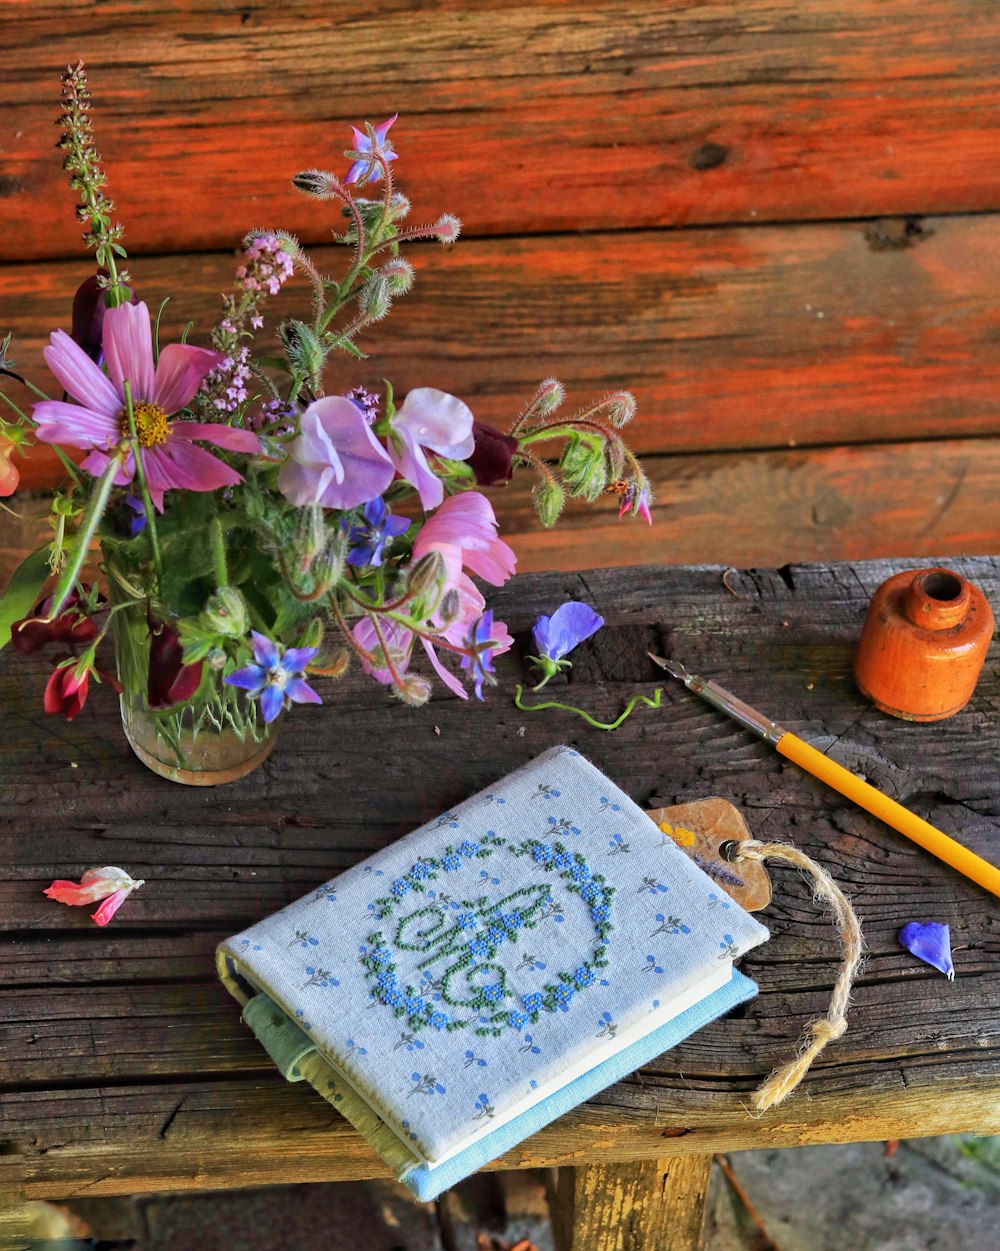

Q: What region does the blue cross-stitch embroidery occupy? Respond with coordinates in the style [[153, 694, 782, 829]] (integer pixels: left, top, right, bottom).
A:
[[360, 834, 615, 1037]]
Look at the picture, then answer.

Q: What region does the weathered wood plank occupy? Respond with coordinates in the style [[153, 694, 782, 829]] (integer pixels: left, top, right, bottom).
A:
[[2, 1077, 999, 1201], [6, 213, 1000, 486], [7, 436, 1000, 584], [3, 558, 999, 1197], [4, 1, 1000, 259], [550, 1154, 713, 1251], [4, 966, 997, 1086]]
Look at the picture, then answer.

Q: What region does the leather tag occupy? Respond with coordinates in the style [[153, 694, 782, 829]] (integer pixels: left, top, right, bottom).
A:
[[645, 796, 772, 912]]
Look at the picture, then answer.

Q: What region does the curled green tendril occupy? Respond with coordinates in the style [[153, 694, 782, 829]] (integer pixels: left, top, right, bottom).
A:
[[513, 685, 664, 731]]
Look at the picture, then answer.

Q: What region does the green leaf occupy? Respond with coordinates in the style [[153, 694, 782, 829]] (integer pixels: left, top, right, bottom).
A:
[[333, 338, 367, 360], [0, 545, 51, 651]]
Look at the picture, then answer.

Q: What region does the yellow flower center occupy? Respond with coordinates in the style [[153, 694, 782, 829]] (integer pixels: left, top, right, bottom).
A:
[[123, 401, 171, 448]]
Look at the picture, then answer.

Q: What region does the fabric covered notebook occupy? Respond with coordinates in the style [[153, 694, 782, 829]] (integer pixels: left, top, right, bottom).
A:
[[218, 746, 769, 1199]]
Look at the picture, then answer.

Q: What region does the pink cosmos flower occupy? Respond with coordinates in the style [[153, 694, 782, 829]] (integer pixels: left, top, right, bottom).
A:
[[412, 491, 517, 590], [278, 396, 395, 510], [32, 301, 259, 509], [409, 491, 515, 697], [388, 388, 476, 510], [44, 866, 145, 927]]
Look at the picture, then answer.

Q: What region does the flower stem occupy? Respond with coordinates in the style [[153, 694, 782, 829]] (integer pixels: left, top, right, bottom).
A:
[[210, 516, 229, 587], [43, 448, 124, 620], [122, 379, 163, 585], [513, 684, 665, 731]]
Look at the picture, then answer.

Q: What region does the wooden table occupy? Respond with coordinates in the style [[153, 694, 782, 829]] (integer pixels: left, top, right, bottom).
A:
[[2, 557, 999, 1250]]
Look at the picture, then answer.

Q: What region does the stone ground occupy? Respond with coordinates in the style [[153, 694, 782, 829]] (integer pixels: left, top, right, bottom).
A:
[[5, 1136, 998, 1250]]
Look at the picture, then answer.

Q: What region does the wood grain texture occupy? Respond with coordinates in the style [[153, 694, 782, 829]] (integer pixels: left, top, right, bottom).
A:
[[551, 1155, 713, 1251], [7, 436, 1000, 582], [4, 1, 1000, 260], [6, 212, 1000, 481], [2, 558, 1000, 1198]]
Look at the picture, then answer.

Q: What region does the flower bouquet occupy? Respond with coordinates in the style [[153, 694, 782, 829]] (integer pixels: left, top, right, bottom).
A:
[[0, 64, 650, 785]]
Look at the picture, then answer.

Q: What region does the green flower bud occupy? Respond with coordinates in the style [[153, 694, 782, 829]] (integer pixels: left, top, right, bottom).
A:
[[407, 551, 446, 617], [298, 617, 324, 650], [359, 274, 391, 322], [291, 503, 327, 573], [534, 478, 565, 528], [279, 319, 325, 379], [202, 586, 248, 637], [438, 588, 461, 626]]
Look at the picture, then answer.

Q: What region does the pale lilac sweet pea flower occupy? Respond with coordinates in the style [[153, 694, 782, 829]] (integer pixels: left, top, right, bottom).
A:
[[224, 631, 322, 723], [31, 301, 259, 510], [44, 866, 145, 927], [278, 396, 395, 510], [388, 388, 476, 510]]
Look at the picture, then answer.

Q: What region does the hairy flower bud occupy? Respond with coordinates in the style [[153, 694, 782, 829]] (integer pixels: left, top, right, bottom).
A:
[[437, 588, 461, 627], [534, 478, 566, 529], [291, 169, 341, 200], [395, 673, 432, 707], [388, 192, 411, 221], [407, 551, 446, 616], [291, 503, 327, 572], [380, 257, 414, 295], [298, 618, 324, 651], [605, 390, 637, 428], [359, 274, 391, 322], [279, 319, 325, 380], [311, 534, 346, 590], [202, 586, 248, 638], [534, 378, 565, 415], [435, 214, 462, 244]]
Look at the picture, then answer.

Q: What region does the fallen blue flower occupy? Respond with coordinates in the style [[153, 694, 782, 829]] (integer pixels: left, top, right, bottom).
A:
[[898, 920, 955, 980], [529, 601, 604, 689]]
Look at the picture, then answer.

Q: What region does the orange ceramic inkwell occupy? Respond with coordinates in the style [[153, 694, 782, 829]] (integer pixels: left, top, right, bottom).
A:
[[854, 567, 995, 721]]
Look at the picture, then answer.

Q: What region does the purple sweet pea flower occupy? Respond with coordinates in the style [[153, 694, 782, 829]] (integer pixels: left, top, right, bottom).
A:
[[898, 921, 955, 980], [529, 601, 604, 689], [346, 496, 410, 568], [345, 114, 398, 185], [224, 631, 322, 724], [278, 396, 395, 510], [388, 387, 476, 510]]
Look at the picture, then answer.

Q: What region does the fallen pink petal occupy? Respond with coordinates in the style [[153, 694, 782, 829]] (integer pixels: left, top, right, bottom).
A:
[[44, 866, 145, 927]]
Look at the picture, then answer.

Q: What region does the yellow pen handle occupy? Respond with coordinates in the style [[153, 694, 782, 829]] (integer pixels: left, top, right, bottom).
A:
[[777, 732, 1000, 899]]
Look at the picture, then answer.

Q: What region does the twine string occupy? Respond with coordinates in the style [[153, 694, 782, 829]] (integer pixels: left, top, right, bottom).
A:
[[731, 838, 864, 1112]]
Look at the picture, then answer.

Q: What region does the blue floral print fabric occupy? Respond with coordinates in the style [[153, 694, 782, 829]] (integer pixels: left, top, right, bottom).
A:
[[219, 746, 769, 1166]]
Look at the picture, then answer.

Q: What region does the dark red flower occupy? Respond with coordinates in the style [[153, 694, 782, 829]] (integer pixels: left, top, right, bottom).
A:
[[466, 421, 518, 487], [70, 270, 137, 364], [10, 587, 101, 654], [147, 619, 203, 710], [44, 661, 90, 721]]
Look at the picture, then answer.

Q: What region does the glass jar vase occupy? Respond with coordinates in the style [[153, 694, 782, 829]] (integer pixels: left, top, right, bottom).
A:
[[104, 549, 281, 785]]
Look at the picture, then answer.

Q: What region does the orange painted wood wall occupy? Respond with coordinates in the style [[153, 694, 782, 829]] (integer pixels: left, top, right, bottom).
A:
[[2, 0, 1000, 571]]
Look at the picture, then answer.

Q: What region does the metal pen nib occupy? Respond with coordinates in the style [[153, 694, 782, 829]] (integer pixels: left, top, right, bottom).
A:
[[648, 653, 786, 745]]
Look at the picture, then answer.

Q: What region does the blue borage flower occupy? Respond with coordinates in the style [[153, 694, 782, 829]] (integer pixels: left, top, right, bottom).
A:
[[225, 631, 321, 723]]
